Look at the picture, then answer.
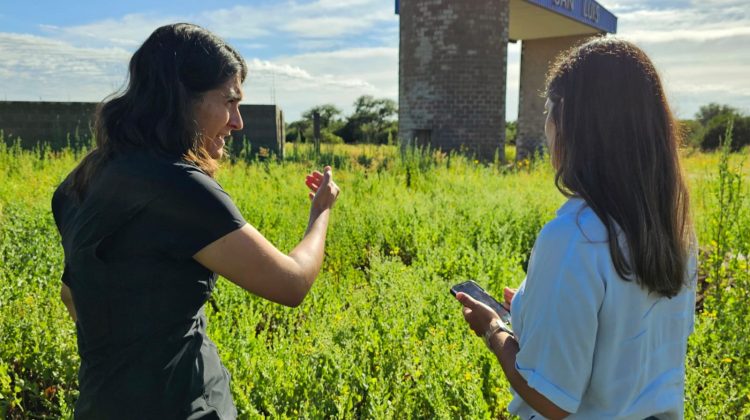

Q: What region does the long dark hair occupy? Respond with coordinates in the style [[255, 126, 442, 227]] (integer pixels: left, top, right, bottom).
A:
[[69, 23, 247, 200], [546, 37, 692, 298]]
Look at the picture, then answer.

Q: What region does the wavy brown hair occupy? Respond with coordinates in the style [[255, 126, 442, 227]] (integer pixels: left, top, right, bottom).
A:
[[68, 23, 247, 201], [546, 37, 692, 298]]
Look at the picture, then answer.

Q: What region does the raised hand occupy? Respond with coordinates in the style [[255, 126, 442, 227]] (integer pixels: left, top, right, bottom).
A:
[[305, 166, 340, 211]]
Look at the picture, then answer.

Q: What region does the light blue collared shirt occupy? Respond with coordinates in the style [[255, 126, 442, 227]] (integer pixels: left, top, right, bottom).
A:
[[509, 198, 696, 419]]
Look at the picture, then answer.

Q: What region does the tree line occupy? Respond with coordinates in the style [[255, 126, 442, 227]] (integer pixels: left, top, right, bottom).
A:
[[286, 95, 398, 145], [286, 98, 747, 152], [682, 103, 749, 151]]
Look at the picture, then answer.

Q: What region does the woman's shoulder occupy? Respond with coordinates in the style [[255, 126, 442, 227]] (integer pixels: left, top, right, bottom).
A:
[[538, 198, 608, 246], [109, 151, 218, 190], [51, 174, 75, 230]]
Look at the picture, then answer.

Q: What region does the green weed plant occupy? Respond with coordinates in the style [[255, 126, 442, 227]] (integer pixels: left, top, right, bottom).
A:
[[0, 138, 748, 418]]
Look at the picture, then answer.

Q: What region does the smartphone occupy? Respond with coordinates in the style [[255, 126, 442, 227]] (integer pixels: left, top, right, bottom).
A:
[[451, 280, 511, 325]]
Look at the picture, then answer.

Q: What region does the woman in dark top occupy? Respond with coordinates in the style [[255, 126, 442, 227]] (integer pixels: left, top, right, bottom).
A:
[[51, 23, 339, 419]]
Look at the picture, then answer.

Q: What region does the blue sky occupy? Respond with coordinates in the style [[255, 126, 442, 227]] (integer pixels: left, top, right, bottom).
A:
[[0, 0, 748, 121]]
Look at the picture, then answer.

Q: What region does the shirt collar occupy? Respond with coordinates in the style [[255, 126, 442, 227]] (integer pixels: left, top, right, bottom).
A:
[[556, 196, 587, 217]]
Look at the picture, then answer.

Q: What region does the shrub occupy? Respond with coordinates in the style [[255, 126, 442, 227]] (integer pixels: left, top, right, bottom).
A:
[[700, 115, 750, 152]]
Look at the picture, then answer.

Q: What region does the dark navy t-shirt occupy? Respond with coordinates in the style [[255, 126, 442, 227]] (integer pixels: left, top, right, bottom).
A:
[[51, 151, 246, 419]]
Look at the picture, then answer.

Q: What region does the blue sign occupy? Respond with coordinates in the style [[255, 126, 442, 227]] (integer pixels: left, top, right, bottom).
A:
[[526, 0, 617, 33], [395, 0, 399, 15]]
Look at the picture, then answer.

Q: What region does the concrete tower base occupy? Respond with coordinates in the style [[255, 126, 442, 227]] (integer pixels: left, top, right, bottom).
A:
[[399, 0, 510, 161], [515, 34, 594, 161]]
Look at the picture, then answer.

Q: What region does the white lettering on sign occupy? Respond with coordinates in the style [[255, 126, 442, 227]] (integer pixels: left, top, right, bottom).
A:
[[583, 0, 600, 23], [553, 0, 574, 11]]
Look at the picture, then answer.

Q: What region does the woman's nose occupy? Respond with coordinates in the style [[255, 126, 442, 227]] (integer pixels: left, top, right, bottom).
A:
[[229, 109, 244, 131]]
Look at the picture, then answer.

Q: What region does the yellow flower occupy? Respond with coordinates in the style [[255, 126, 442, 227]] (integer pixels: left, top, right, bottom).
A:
[[722, 357, 733, 363], [464, 372, 472, 381]]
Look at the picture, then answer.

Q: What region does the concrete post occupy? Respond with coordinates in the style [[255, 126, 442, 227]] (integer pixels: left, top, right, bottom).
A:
[[516, 34, 594, 161], [399, 0, 509, 161]]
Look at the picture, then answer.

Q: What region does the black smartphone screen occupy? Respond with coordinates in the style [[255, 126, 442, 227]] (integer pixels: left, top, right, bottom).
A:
[[451, 280, 511, 324]]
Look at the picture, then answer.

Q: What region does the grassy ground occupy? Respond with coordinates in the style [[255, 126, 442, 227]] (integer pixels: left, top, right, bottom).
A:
[[0, 140, 748, 418]]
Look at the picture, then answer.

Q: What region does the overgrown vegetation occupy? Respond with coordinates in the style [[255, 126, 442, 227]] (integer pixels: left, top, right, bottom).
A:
[[286, 95, 398, 145], [683, 103, 750, 151], [0, 134, 748, 418]]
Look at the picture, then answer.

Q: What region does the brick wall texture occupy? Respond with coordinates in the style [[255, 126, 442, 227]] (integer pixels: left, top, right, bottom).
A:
[[0, 101, 284, 157], [399, 0, 509, 161]]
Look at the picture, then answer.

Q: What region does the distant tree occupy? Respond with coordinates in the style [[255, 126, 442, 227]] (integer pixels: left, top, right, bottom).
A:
[[700, 114, 750, 152], [302, 104, 342, 130], [286, 120, 310, 142], [695, 103, 740, 127], [336, 95, 398, 143], [688, 103, 749, 151]]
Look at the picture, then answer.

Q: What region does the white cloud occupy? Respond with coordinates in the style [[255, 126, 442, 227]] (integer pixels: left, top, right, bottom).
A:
[[1, 1, 748, 123], [247, 58, 374, 89], [37, 1, 396, 49], [279, 7, 395, 39], [248, 47, 396, 119], [623, 27, 750, 43], [0, 0, 400, 120], [281, 16, 380, 38], [40, 14, 181, 49], [520, 1, 750, 120], [612, 4, 750, 43], [600, 0, 750, 117], [0, 32, 129, 101]]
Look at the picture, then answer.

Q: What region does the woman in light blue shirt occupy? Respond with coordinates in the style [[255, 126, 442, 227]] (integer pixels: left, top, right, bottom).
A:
[[456, 38, 696, 419]]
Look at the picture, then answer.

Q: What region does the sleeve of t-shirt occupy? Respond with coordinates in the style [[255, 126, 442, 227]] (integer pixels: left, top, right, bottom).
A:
[[153, 164, 247, 260], [51, 177, 73, 234], [512, 217, 605, 414]]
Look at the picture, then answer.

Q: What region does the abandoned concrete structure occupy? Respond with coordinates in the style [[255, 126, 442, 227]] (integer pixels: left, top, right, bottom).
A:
[[0, 101, 285, 158], [397, 0, 617, 161]]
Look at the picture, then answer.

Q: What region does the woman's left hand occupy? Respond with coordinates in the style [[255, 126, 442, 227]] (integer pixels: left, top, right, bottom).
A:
[[305, 166, 340, 211], [455, 292, 500, 337]]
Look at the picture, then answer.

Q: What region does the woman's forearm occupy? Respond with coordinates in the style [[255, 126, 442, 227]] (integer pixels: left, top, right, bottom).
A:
[[289, 208, 331, 287], [488, 332, 570, 419]]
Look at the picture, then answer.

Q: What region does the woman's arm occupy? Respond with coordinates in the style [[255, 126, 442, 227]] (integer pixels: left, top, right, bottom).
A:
[[60, 284, 77, 322], [489, 331, 570, 419], [456, 292, 570, 419], [193, 167, 339, 307]]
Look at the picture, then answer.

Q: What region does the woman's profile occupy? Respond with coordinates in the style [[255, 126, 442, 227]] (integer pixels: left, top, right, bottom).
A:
[[52, 23, 339, 418], [456, 37, 696, 419]]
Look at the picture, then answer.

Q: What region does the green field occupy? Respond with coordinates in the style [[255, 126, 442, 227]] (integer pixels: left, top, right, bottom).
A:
[[1, 140, 748, 419]]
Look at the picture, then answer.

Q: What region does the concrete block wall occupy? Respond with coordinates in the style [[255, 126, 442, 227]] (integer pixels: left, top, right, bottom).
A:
[[516, 34, 594, 161], [0, 101, 97, 149], [399, 0, 509, 161], [234, 105, 285, 159], [0, 101, 284, 157]]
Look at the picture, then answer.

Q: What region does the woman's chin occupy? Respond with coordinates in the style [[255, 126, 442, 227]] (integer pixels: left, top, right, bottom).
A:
[[208, 138, 225, 159], [210, 149, 224, 160]]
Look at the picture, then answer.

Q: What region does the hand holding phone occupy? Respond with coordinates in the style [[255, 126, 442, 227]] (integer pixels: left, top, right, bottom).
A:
[[451, 280, 511, 325]]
